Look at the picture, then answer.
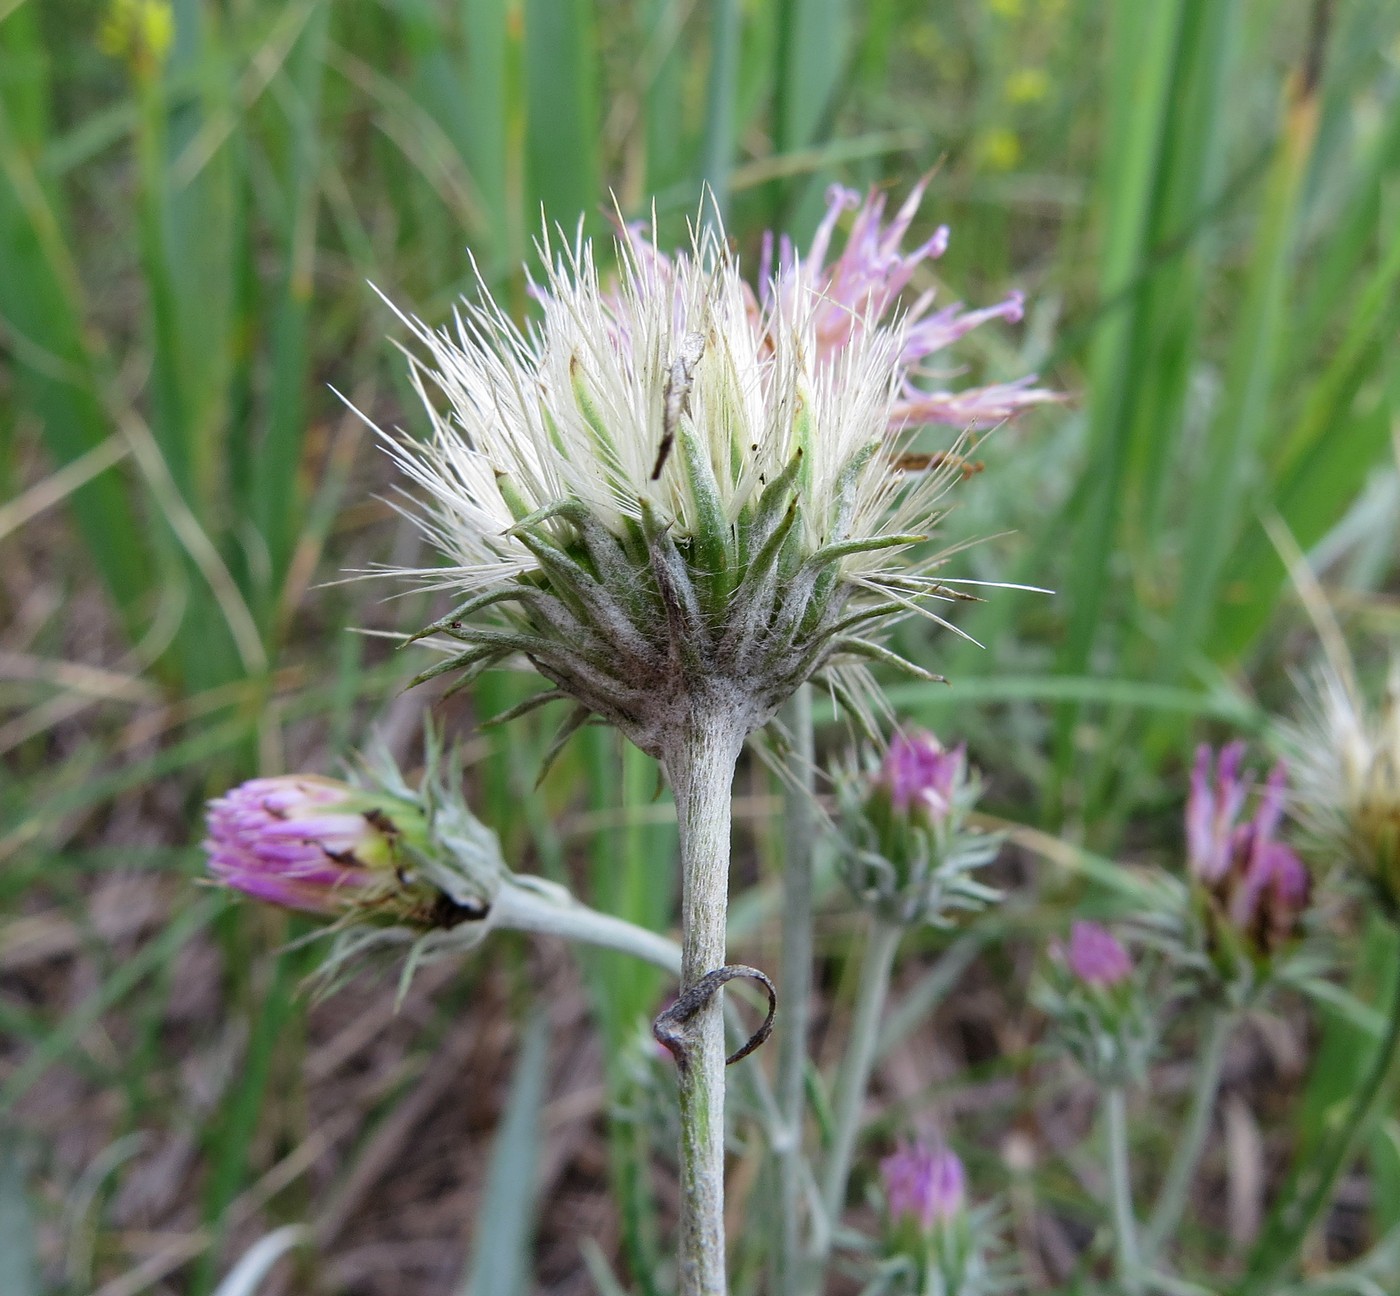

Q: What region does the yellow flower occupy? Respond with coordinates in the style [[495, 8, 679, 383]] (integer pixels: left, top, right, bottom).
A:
[[976, 127, 1022, 172], [1006, 68, 1051, 106], [98, 0, 174, 82]]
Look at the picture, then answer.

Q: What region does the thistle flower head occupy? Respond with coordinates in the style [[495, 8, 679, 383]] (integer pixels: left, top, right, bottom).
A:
[[1283, 662, 1400, 911], [837, 729, 999, 927], [881, 1141, 967, 1231], [1064, 920, 1133, 987], [758, 181, 1059, 429], [1184, 744, 1310, 966], [383, 212, 1002, 760]]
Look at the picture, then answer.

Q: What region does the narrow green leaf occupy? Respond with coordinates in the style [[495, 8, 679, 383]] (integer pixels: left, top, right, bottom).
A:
[[459, 1013, 551, 1296], [523, 0, 598, 232], [0, 1141, 39, 1296]]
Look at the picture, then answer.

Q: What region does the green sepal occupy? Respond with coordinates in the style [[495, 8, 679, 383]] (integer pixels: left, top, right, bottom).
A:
[[640, 497, 709, 671], [534, 704, 593, 789], [569, 352, 621, 468], [739, 447, 804, 561], [806, 532, 927, 569], [503, 496, 592, 536], [403, 587, 536, 646], [408, 644, 509, 689], [824, 440, 879, 540], [832, 636, 947, 683], [676, 417, 734, 607], [494, 470, 535, 523], [480, 688, 570, 728]]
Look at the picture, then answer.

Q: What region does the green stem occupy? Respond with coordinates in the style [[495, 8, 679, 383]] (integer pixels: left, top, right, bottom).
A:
[[1238, 970, 1400, 1296], [815, 916, 903, 1263], [1106, 1086, 1143, 1296], [663, 704, 747, 1296], [1144, 1010, 1233, 1258], [776, 687, 815, 1296]]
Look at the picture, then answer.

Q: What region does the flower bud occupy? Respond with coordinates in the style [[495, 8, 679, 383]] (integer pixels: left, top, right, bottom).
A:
[[1040, 922, 1153, 1086], [877, 731, 965, 826], [881, 1142, 966, 1232], [1065, 920, 1132, 988], [836, 730, 999, 927], [204, 769, 494, 929], [1185, 746, 1310, 967]]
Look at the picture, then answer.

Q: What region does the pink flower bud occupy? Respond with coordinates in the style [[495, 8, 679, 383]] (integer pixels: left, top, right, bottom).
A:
[[880, 1142, 966, 1230], [1185, 746, 1311, 957], [1065, 921, 1132, 987], [878, 730, 964, 823], [204, 775, 416, 916]]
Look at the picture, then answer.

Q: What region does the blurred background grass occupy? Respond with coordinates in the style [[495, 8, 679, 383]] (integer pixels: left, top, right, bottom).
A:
[[1, 0, 1399, 1292]]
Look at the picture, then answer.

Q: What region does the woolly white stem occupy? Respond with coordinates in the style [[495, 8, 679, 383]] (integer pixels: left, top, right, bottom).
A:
[[663, 703, 747, 1296], [1144, 1010, 1232, 1258], [818, 916, 902, 1252], [1106, 1086, 1143, 1296], [776, 687, 816, 1296], [489, 878, 681, 975]]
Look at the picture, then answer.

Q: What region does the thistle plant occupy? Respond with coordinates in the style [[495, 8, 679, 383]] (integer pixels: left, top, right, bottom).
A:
[[380, 205, 1016, 1293], [1236, 663, 1400, 1295]]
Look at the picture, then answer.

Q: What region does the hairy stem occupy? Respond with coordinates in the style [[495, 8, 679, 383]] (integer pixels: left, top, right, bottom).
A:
[[488, 878, 681, 975], [816, 916, 903, 1261], [776, 687, 815, 1296], [1144, 1010, 1232, 1258], [1238, 970, 1400, 1296], [1106, 1086, 1143, 1296], [663, 704, 747, 1296]]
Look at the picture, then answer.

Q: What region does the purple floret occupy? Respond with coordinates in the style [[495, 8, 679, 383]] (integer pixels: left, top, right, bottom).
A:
[[203, 775, 380, 915], [880, 1141, 966, 1230], [1066, 920, 1133, 988]]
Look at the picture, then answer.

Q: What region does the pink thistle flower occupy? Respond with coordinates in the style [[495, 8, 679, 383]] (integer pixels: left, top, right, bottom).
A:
[[1065, 920, 1133, 987], [614, 181, 1059, 433], [1186, 742, 1251, 884], [1186, 746, 1310, 957], [204, 775, 410, 916], [759, 180, 1060, 429], [878, 729, 965, 823], [880, 1141, 966, 1230]]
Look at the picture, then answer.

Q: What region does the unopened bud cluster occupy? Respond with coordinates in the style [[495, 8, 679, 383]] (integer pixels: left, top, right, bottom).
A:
[[836, 730, 1000, 927]]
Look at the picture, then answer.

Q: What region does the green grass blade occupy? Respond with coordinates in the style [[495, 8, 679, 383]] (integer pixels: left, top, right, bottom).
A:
[[0, 36, 151, 632], [253, 1, 330, 611], [459, 1012, 550, 1296], [0, 1140, 40, 1296], [523, 0, 599, 237], [1164, 63, 1320, 673], [698, 0, 740, 222], [1048, 0, 1185, 793]]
